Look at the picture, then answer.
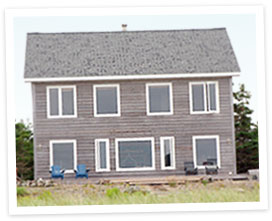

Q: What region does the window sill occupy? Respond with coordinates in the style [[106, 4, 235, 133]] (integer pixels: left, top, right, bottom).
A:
[[95, 169, 111, 172], [196, 165, 220, 169], [147, 112, 173, 116], [190, 111, 220, 115], [161, 167, 176, 170], [116, 167, 156, 172], [94, 113, 121, 117], [47, 115, 77, 119]]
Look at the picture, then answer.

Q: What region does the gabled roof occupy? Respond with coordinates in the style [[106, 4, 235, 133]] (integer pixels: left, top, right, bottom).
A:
[[24, 28, 240, 81]]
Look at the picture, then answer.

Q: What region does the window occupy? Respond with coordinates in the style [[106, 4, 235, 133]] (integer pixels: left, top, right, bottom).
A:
[[95, 139, 110, 172], [115, 138, 155, 171], [192, 136, 220, 168], [189, 82, 219, 114], [93, 84, 120, 117], [160, 137, 175, 170], [146, 83, 173, 115], [47, 86, 77, 118], [49, 140, 77, 173]]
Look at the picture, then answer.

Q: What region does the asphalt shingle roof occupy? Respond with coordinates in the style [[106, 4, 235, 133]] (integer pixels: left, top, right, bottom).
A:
[[24, 28, 240, 79]]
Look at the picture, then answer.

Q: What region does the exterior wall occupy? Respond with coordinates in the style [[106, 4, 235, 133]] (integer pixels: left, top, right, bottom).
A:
[[32, 77, 236, 179]]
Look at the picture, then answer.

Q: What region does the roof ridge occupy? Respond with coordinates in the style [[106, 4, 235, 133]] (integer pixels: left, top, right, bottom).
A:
[[27, 28, 226, 35]]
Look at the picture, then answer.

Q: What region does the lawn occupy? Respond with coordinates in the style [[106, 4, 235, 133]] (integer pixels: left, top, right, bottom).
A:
[[17, 180, 259, 206]]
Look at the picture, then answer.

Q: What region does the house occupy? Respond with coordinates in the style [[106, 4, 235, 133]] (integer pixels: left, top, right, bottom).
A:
[[24, 27, 240, 179]]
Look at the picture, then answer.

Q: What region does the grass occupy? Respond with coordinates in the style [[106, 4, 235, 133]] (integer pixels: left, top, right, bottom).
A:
[[17, 180, 259, 206]]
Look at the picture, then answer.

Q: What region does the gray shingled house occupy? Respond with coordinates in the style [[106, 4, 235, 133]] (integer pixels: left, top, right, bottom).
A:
[[24, 28, 240, 179]]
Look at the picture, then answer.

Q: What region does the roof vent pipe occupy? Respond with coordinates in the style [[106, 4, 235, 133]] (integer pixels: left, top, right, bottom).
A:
[[122, 24, 127, 31]]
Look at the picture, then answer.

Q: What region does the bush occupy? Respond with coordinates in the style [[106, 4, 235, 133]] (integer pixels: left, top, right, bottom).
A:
[[169, 182, 177, 187], [201, 180, 209, 186], [38, 190, 53, 201], [106, 187, 121, 199], [17, 187, 29, 197]]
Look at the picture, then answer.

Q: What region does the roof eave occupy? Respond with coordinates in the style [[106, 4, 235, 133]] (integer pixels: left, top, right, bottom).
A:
[[24, 72, 241, 83]]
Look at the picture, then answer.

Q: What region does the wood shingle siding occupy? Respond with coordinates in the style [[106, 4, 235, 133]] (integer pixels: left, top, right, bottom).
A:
[[32, 77, 236, 179]]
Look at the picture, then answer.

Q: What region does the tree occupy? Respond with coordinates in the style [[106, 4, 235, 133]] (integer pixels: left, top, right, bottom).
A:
[[233, 84, 259, 173], [16, 121, 34, 180]]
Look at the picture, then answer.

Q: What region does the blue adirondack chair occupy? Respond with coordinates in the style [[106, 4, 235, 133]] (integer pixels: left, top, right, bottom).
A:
[[50, 165, 65, 179], [74, 164, 90, 179]]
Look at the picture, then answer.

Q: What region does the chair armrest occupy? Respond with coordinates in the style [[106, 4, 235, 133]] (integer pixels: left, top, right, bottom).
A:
[[49, 170, 52, 174], [86, 169, 90, 173], [73, 169, 77, 173], [60, 169, 66, 174]]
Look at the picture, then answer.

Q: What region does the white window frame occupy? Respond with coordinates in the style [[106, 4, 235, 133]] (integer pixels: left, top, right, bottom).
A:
[[189, 81, 220, 114], [93, 84, 121, 117], [160, 136, 176, 170], [46, 85, 77, 118], [95, 139, 110, 172], [192, 135, 221, 169], [146, 82, 173, 116], [115, 137, 155, 171], [49, 139, 77, 173]]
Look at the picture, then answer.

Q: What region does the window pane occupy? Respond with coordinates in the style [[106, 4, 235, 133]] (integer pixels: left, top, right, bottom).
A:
[[53, 142, 74, 170], [208, 84, 217, 111], [164, 139, 172, 167], [49, 88, 59, 116], [195, 138, 217, 166], [149, 85, 170, 113], [62, 88, 74, 115], [99, 141, 107, 169], [118, 140, 152, 168], [192, 84, 205, 111], [96, 87, 118, 114]]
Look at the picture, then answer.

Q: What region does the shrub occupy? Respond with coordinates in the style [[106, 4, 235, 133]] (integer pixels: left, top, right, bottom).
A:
[[169, 182, 177, 188], [38, 190, 53, 200], [201, 180, 209, 186], [17, 187, 29, 197], [106, 187, 121, 199]]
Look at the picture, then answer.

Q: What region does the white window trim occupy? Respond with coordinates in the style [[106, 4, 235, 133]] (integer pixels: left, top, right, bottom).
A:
[[146, 82, 173, 116], [189, 81, 220, 114], [49, 139, 77, 173], [95, 139, 110, 172], [207, 81, 220, 113], [46, 85, 77, 119], [93, 84, 121, 117], [115, 137, 155, 171], [160, 136, 176, 170], [192, 135, 221, 169]]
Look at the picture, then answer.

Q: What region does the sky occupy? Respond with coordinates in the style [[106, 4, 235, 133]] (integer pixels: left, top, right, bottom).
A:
[[14, 14, 257, 123]]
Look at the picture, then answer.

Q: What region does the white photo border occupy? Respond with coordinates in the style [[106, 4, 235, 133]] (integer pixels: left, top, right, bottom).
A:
[[5, 5, 267, 215]]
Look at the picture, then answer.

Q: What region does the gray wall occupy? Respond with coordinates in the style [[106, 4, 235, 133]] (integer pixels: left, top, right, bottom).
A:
[[32, 77, 236, 179]]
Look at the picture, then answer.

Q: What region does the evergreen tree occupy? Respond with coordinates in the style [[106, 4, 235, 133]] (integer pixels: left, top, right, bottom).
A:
[[16, 121, 34, 180], [233, 84, 259, 173]]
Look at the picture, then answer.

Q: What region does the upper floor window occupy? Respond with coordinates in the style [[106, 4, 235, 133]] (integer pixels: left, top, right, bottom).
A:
[[146, 83, 173, 115], [93, 84, 120, 117], [47, 86, 77, 118], [189, 81, 219, 114]]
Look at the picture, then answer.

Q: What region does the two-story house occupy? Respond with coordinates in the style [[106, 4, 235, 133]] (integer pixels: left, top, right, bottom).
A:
[[24, 28, 240, 179]]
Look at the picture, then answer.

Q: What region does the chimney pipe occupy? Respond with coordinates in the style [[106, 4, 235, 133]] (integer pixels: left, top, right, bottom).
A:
[[122, 24, 127, 31]]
